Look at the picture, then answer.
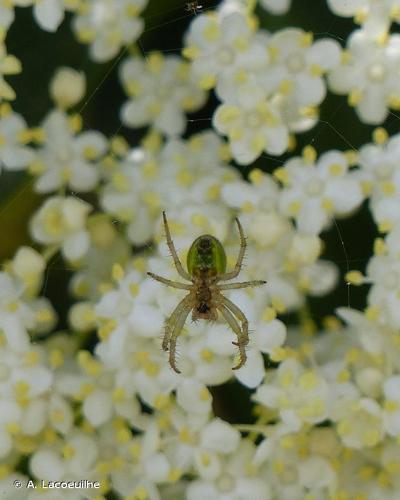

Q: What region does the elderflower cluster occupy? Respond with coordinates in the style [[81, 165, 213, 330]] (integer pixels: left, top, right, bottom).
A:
[[184, 11, 341, 164], [120, 52, 207, 137], [275, 147, 364, 234], [72, 0, 149, 61], [327, 0, 400, 36], [3, 0, 400, 498]]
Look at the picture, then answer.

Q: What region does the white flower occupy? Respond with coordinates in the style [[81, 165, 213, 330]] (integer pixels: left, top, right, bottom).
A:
[[120, 53, 207, 136], [221, 169, 281, 214], [164, 412, 240, 474], [31, 0, 77, 32], [327, 0, 400, 36], [49, 66, 86, 109], [213, 98, 289, 164], [254, 428, 338, 498], [187, 440, 270, 500], [70, 219, 130, 300], [0, 1, 15, 35], [110, 423, 171, 498], [47, 393, 74, 435], [382, 375, 400, 436], [297, 259, 339, 297], [328, 29, 400, 124], [263, 28, 341, 108], [73, 0, 148, 62], [337, 306, 400, 373], [0, 43, 21, 101], [0, 273, 36, 350], [365, 228, 400, 329], [223, 170, 335, 309], [334, 397, 384, 448], [30, 431, 99, 484], [65, 350, 140, 427], [276, 149, 363, 234], [0, 472, 29, 500], [93, 270, 179, 407], [9, 246, 45, 297], [0, 344, 53, 401], [254, 358, 331, 431], [0, 336, 53, 458], [356, 131, 400, 228], [260, 0, 291, 14], [30, 110, 107, 193], [183, 11, 265, 92], [68, 301, 96, 332], [0, 107, 34, 172], [30, 196, 92, 261], [100, 133, 235, 245]]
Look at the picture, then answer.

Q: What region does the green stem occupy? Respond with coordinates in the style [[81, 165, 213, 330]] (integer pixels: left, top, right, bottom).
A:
[[42, 245, 59, 263]]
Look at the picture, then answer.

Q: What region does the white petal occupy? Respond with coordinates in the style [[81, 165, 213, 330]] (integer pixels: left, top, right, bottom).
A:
[[235, 350, 265, 388], [384, 376, 400, 400], [265, 125, 289, 156], [1, 146, 33, 170], [298, 456, 335, 489], [327, 0, 363, 16], [34, 0, 64, 32], [76, 129, 106, 152], [187, 481, 218, 500], [0, 431, 12, 458], [35, 169, 62, 193], [176, 379, 212, 414], [1, 314, 30, 351], [68, 434, 98, 473], [297, 202, 328, 234], [155, 103, 185, 136], [260, 0, 291, 14], [356, 87, 388, 124], [306, 39, 341, 69], [256, 320, 287, 353], [201, 418, 240, 454], [326, 178, 363, 213], [230, 139, 260, 165], [83, 389, 113, 427], [30, 449, 64, 481], [62, 230, 90, 261], [129, 303, 164, 337], [21, 400, 47, 435], [295, 74, 325, 106], [144, 452, 169, 482], [328, 66, 358, 94]]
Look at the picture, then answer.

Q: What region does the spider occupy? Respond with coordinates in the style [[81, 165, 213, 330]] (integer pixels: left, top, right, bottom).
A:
[[147, 212, 267, 374]]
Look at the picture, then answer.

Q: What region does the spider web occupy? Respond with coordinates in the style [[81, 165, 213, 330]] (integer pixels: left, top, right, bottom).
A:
[[0, 0, 382, 328]]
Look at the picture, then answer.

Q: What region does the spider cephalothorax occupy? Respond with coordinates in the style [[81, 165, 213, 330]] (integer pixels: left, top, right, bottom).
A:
[[147, 212, 266, 374]]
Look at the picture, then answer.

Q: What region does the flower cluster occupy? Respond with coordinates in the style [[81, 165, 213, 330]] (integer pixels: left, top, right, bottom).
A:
[[184, 11, 341, 163], [2, 0, 400, 498], [327, 0, 400, 36], [120, 52, 207, 136], [72, 0, 149, 61]]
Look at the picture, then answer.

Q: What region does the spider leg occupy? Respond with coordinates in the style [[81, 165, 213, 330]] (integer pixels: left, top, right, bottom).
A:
[[217, 303, 247, 370], [217, 217, 246, 281], [147, 272, 192, 290], [218, 280, 266, 290], [168, 302, 193, 374], [162, 296, 192, 351], [221, 296, 249, 347], [162, 211, 192, 281]]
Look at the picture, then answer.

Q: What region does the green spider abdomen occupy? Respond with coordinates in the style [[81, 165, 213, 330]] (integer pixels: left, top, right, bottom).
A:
[[187, 234, 227, 277]]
